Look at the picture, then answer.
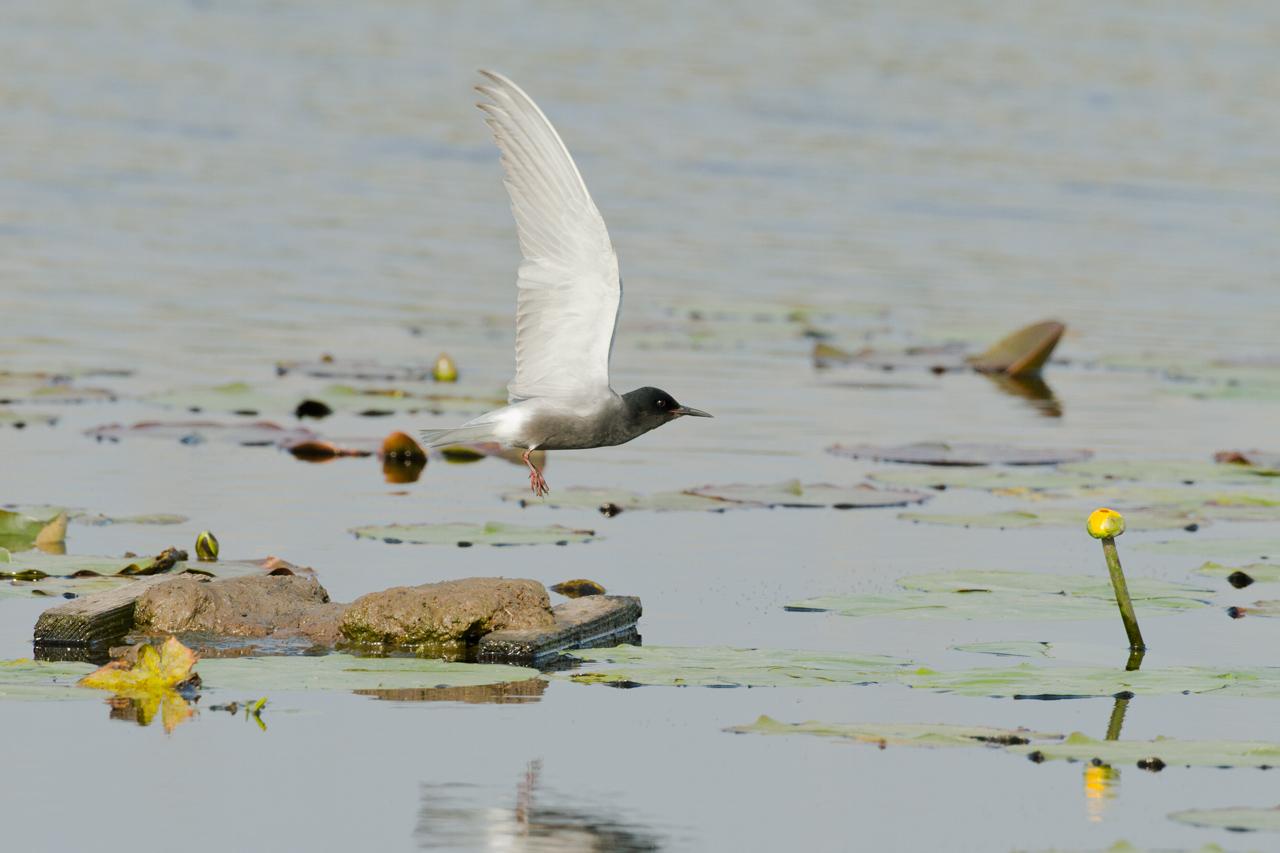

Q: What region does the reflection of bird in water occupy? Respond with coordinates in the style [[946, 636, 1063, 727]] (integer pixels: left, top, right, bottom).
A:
[[418, 72, 710, 497], [415, 759, 661, 851]]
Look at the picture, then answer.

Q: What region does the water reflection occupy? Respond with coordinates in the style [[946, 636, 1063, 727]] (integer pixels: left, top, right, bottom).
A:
[[1084, 649, 1144, 822], [981, 374, 1062, 418], [416, 761, 662, 851], [357, 677, 546, 704]]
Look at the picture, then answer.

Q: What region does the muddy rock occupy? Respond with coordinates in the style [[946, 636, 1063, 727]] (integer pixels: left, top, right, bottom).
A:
[[134, 575, 348, 645], [340, 577, 554, 646]]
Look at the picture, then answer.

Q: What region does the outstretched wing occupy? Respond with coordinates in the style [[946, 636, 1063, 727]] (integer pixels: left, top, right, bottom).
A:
[[476, 70, 621, 402]]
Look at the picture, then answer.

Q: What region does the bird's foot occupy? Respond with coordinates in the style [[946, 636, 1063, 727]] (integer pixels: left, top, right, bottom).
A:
[[528, 468, 550, 497]]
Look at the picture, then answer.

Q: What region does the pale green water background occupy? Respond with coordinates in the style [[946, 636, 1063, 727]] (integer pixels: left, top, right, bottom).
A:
[[2, 2, 1280, 851]]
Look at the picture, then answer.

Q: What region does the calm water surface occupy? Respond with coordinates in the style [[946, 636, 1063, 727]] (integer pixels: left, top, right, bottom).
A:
[[2, 2, 1279, 851]]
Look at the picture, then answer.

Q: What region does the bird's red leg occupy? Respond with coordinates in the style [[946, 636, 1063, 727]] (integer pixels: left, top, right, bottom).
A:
[[522, 449, 549, 497]]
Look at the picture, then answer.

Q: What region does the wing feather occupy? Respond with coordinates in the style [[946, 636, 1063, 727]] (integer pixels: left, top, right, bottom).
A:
[[475, 70, 621, 402]]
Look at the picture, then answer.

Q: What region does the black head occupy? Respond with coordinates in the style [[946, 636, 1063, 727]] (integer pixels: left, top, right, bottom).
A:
[[621, 387, 712, 434]]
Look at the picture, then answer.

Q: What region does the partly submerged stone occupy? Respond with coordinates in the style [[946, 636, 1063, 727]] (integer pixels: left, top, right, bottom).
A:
[[340, 577, 555, 646], [134, 575, 346, 645]]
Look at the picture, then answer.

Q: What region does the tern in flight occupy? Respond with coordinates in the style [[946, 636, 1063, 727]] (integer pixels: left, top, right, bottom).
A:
[[419, 71, 711, 496]]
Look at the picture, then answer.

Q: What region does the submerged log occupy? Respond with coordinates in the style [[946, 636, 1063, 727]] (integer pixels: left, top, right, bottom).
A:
[[33, 575, 175, 648], [478, 595, 642, 666]]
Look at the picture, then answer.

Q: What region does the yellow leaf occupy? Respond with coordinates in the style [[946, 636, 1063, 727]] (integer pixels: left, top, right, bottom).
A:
[[79, 636, 199, 694]]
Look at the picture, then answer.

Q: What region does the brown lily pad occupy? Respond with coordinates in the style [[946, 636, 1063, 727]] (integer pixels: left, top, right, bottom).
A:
[[828, 442, 1092, 467]]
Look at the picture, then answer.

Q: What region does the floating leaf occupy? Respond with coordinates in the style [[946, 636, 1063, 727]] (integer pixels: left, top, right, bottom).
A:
[[1060, 460, 1278, 484], [951, 641, 1053, 658], [550, 579, 606, 598], [276, 357, 438, 382], [1136, 539, 1280, 559], [966, 320, 1065, 377], [195, 655, 537, 693], [1006, 731, 1280, 769], [146, 382, 505, 418], [1196, 562, 1280, 584], [0, 552, 314, 599], [0, 508, 67, 552], [559, 646, 913, 687], [787, 570, 1210, 621], [1214, 450, 1280, 473], [728, 715, 1061, 748], [1169, 806, 1280, 832], [686, 481, 930, 509], [901, 663, 1280, 699], [503, 487, 732, 512], [1228, 601, 1280, 619], [80, 636, 199, 693], [4, 504, 187, 527], [829, 442, 1091, 467], [86, 420, 320, 447], [350, 521, 596, 547], [0, 659, 96, 701], [0, 409, 58, 428], [899, 507, 1198, 531]]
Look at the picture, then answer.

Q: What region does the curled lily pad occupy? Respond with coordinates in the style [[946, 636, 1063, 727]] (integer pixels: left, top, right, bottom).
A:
[[829, 442, 1091, 467], [966, 320, 1064, 378], [899, 507, 1198, 531], [502, 487, 732, 513], [1005, 732, 1280, 769], [1215, 450, 1280, 472], [788, 569, 1210, 621], [1170, 806, 1280, 832], [350, 522, 596, 547], [728, 715, 1061, 748], [686, 481, 929, 509], [901, 663, 1280, 699], [559, 645, 913, 688], [0, 508, 67, 552]]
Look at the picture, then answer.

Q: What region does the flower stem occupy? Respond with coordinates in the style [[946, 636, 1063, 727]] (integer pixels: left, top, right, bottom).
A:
[[1101, 537, 1145, 651]]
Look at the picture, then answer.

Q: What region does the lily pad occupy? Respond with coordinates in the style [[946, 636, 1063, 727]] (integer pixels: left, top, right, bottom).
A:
[[1005, 732, 1280, 769], [1059, 460, 1279, 484], [86, 420, 320, 447], [901, 663, 1280, 699], [1196, 562, 1280, 584], [1214, 450, 1280, 473], [146, 382, 504, 418], [350, 522, 596, 547], [868, 467, 1091, 492], [899, 507, 1198, 530], [686, 481, 930, 509], [4, 504, 186, 527], [1135, 539, 1280, 559], [0, 508, 67, 552], [275, 357, 441, 382], [788, 570, 1211, 621], [1170, 806, 1280, 833], [0, 655, 538, 699], [0, 409, 58, 428], [559, 645, 913, 687], [966, 320, 1064, 377], [502, 487, 733, 512], [728, 715, 1061, 748], [828, 442, 1091, 467], [1228, 601, 1280, 619], [951, 641, 1053, 658]]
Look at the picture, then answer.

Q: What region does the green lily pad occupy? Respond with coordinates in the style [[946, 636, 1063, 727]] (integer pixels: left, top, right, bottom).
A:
[[559, 645, 913, 687], [0, 409, 58, 428], [1170, 806, 1280, 833], [686, 481, 930, 509], [0, 508, 67, 552], [899, 506, 1199, 530], [1229, 601, 1280, 619], [0, 377, 116, 405], [146, 382, 505, 418], [727, 715, 1061, 747], [951, 641, 1053, 658], [1059, 460, 1279, 484], [1005, 731, 1280, 769], [275, 358, 442, 382], [86, 420, 320, 447], [787, 570, 1211, 621], [350, 521, 596, 547], [501, 487, 733, 512], [1135, 539, 1280, 559], [5, 504, 187, 527], [1196, 562, 1280, 584], [901, 663, 1280, 699], [828, 442, 1091, 466], [868, 467, 1091, 492], [0, 655, 538, 700]]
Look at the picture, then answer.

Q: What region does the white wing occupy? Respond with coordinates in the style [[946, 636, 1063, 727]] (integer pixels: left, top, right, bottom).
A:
[[475, 70, 621, 402]]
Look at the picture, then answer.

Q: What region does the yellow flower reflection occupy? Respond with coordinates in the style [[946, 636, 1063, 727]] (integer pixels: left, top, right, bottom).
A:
[[1083, 763, 1119, 823]]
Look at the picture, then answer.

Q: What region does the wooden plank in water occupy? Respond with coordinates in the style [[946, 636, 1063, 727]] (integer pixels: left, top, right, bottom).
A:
[[33, 575, 175, 648], [478, 595, 641, 667]]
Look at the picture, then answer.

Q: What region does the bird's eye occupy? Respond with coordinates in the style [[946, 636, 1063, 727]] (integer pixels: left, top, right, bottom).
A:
[[656, 399, 666, 408]]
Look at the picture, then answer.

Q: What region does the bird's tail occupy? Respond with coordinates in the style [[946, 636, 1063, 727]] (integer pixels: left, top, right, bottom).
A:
[[417, 424, 501, 448]]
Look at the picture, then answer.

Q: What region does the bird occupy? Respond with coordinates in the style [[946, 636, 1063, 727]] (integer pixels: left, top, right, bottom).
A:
[[419, 70, 711, 497]]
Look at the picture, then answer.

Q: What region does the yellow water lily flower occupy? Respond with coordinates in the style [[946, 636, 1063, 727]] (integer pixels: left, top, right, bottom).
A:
[[1087, 508, 1126, 539]]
